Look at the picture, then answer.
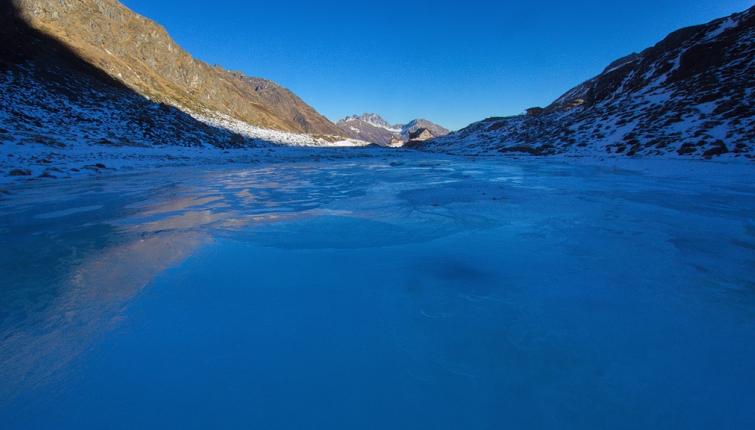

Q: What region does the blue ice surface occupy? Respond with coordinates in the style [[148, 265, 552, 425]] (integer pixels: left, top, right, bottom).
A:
[[0, 156, 754, 429]]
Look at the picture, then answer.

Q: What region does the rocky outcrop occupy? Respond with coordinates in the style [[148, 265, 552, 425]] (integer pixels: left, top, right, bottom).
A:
[[9, 0, 343, 136], [404, 128, 440, 148], [400, 119, 449, 141], [418, 6, 755, 159], [526, 107, 545, 116], [409, 128, 435, 142]]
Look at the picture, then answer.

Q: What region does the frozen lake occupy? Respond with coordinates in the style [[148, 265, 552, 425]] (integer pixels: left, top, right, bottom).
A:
[[1, 156, 754, 429]]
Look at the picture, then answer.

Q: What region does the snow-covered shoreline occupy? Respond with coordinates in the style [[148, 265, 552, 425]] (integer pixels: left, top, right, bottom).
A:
[[0, 141, 391, 186], [2, 138, 752, 189]]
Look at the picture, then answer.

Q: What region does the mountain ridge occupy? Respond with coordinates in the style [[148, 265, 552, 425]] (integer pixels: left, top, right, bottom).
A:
[[9, 0, 344, 136], [417, 6, 754, 159], [0, 0, 371, 180], [336, 113, 449, 146]]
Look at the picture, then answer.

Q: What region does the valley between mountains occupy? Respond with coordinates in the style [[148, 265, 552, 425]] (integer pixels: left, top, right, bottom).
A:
[[0, 0, 753, 183], [2, 3, 755, 426]]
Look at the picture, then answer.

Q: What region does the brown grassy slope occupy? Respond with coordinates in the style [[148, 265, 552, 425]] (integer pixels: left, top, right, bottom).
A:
[[12, 0, 344, 135]]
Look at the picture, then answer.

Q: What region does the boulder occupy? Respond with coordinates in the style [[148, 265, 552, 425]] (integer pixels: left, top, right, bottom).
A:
[[526, 107, 545, 116], [387, 136, 404, 147]]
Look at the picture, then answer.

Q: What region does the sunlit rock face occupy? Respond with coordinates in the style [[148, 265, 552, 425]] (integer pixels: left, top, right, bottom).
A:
[[419, 6, 755, 159], [0, 0, 373, 180], [5, 0, 344, 135]]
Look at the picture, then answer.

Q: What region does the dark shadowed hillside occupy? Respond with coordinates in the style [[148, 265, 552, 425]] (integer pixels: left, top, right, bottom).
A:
[[419, 6, 754, 159], [0, 2, 251, 153]]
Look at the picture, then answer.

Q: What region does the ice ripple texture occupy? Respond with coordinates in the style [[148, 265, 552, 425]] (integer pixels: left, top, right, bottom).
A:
[[0, 157, 754, 429]]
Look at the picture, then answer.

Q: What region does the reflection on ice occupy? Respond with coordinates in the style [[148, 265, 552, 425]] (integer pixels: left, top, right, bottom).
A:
[[0, 157, 754, 428], [0, 232, 206, 402]]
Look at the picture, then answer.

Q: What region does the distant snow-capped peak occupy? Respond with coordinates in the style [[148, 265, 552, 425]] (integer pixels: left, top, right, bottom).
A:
[[339, 113, 402, 132]]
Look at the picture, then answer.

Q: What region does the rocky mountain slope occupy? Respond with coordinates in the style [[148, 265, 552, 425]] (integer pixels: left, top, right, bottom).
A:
[[336, 114, 402, 146], [0, 1, 367, 180], [7, 0, 344, 136], [336, 114, 449, 146], [400, 119, 450, 142], [418, 6, 754, 159]]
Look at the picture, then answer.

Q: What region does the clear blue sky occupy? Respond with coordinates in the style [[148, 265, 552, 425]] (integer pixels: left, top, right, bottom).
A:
[[121, 0, 752, 130]]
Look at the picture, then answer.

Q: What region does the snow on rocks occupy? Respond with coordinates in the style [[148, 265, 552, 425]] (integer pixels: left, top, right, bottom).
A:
[[416, 7, 755, 160], [190, 110, 370, 148]]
